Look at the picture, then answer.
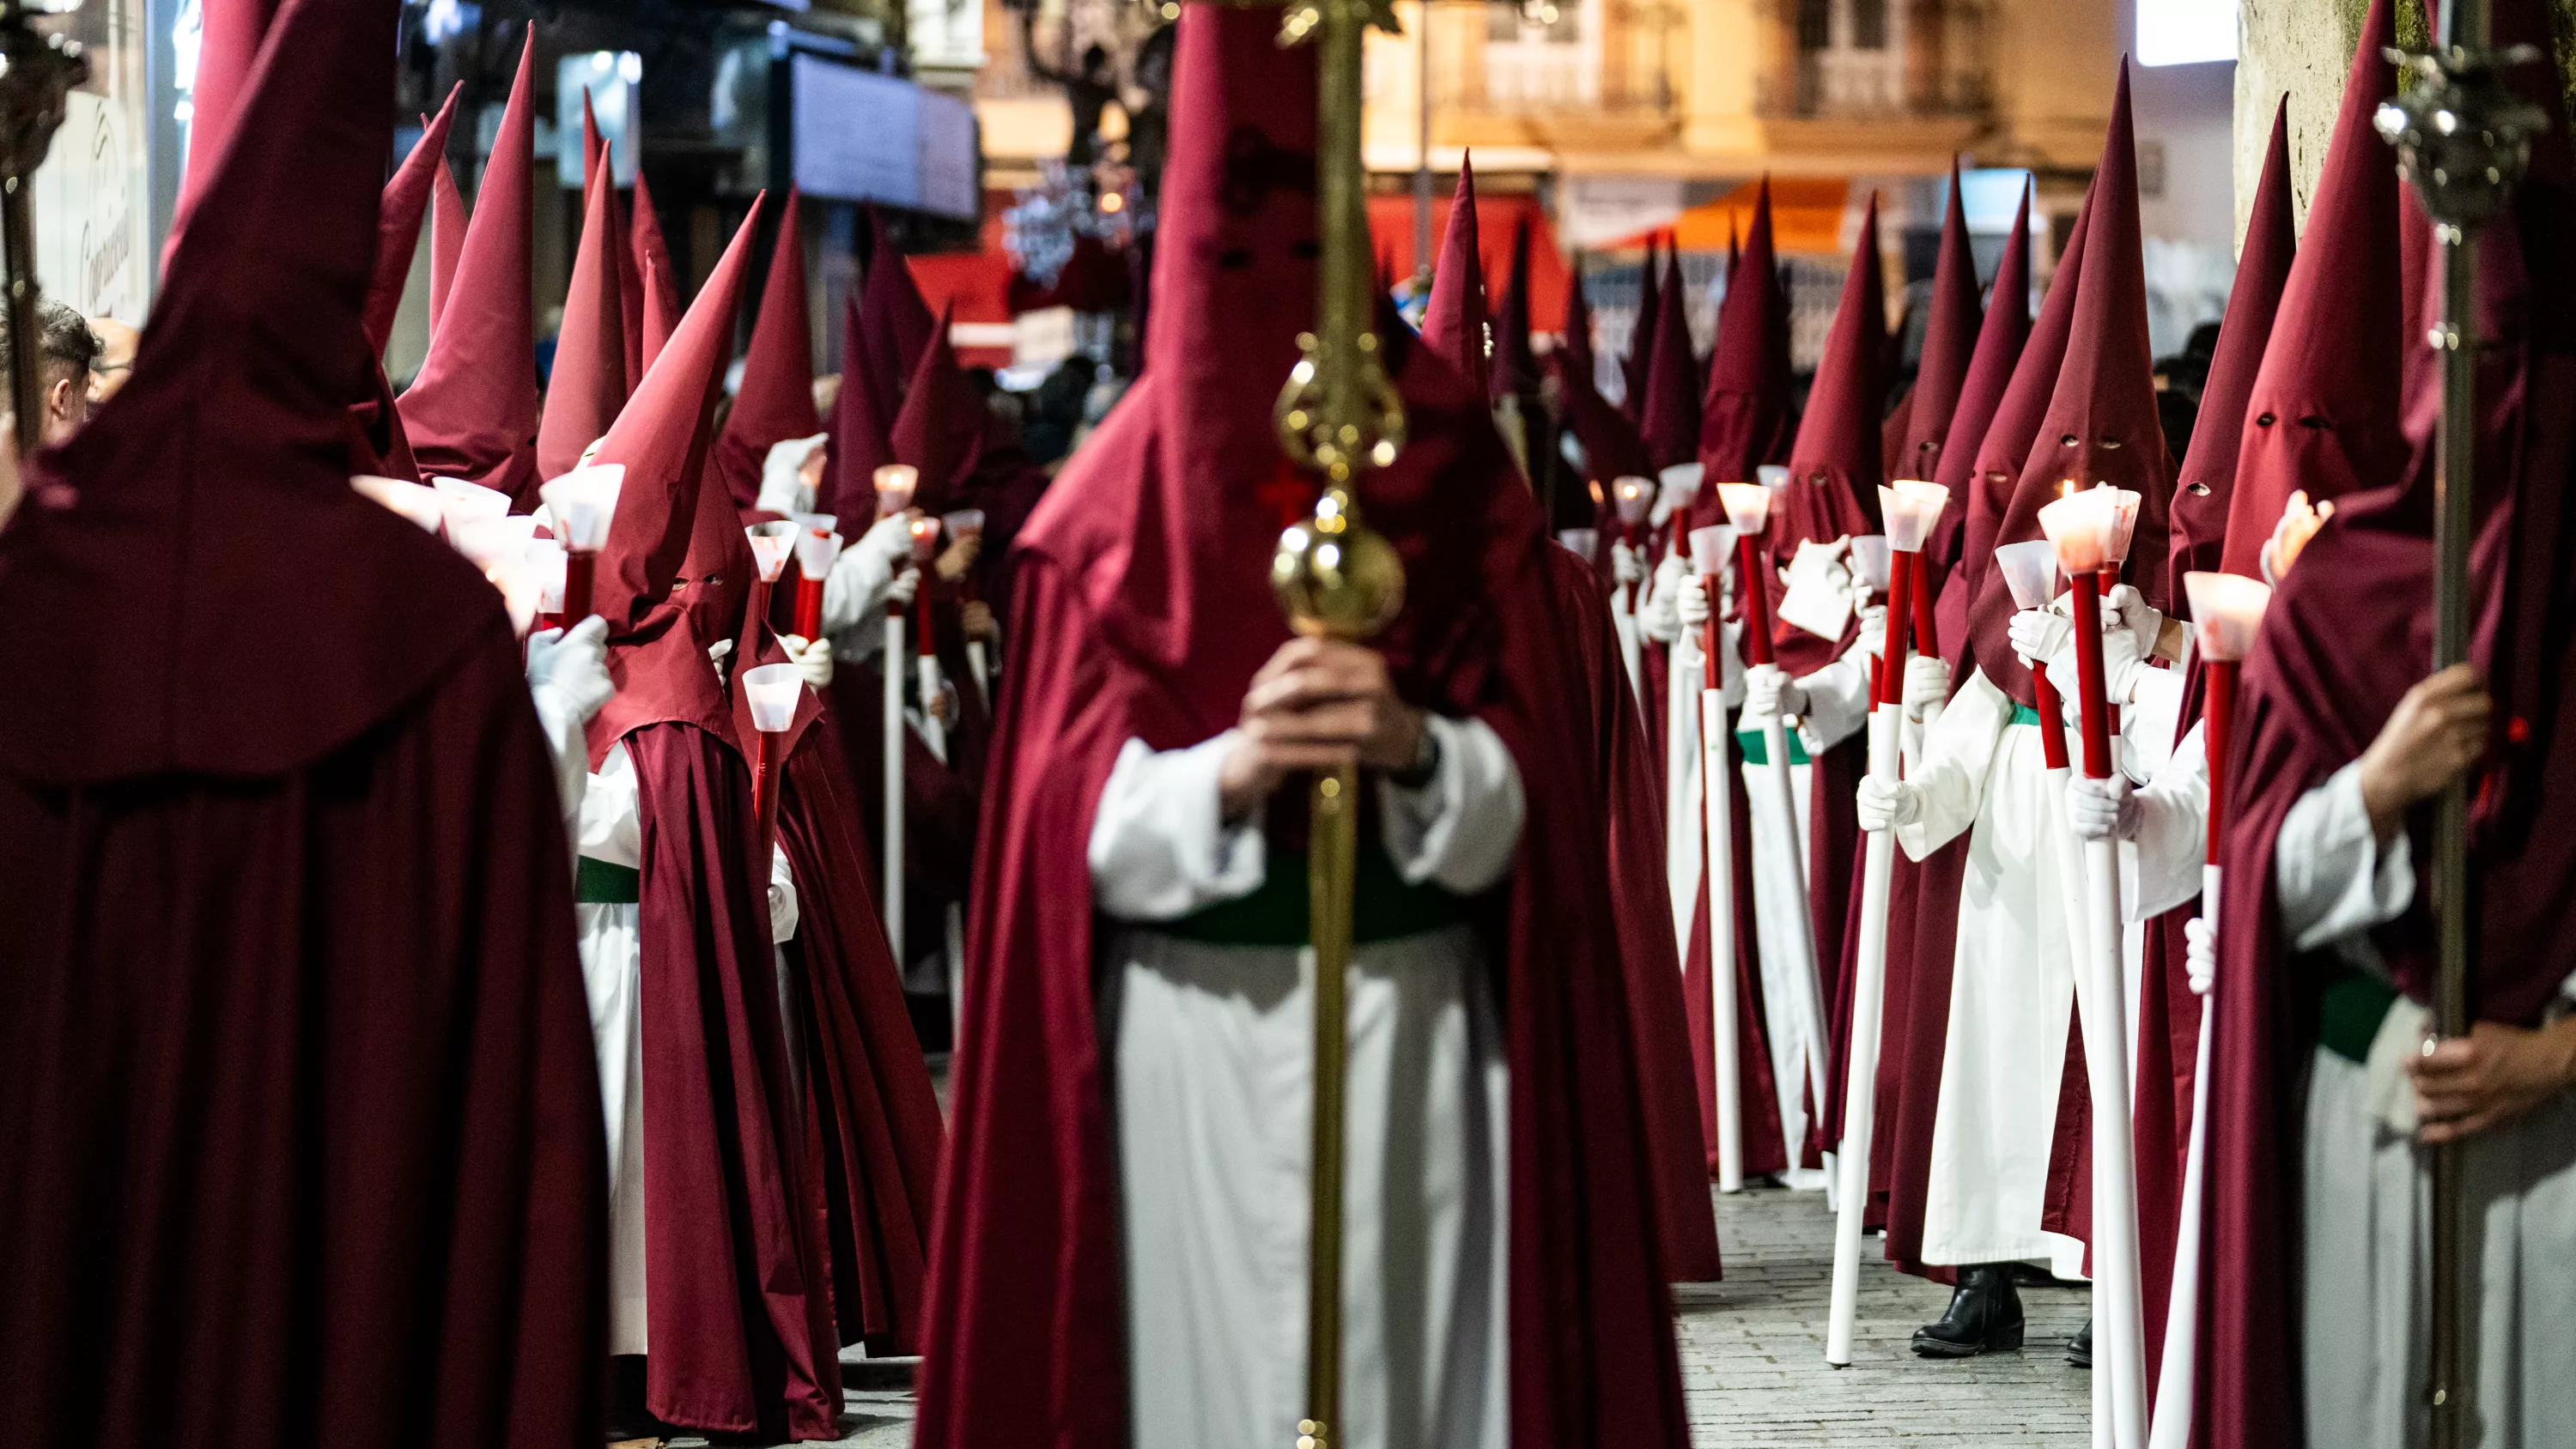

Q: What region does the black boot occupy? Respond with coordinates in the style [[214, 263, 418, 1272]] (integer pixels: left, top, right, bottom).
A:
[[2067, 1318, 2093, 1367], [1910, 1264, 2026, 1358]]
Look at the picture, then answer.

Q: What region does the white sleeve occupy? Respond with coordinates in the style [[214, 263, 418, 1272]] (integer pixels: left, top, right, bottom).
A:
[[1896, 666, 2012, 861], [2275, 760, 2415, 955], [769, 843, 800, 943], [1378, 713, 1526, 895], [1087, 732, 1271, 923], [2120, 664, 2186, 784], [528, 682, 591, 835], [577, 743, 643, 868], [1796, 641, 1876, 752], [820, 537, 897, 639], [2123, 718, 2209, 920], [1716, 615, 1746, 707]]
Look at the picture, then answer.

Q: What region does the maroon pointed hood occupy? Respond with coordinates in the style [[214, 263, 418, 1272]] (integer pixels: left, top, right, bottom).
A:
[[717, 189, 823, 507], [398, 27, 538, 505], [1780, 195, 1887, 549], [0, 0, 495, 782], [858, 207, 940, 427], [630, 169, 682, 373], [578, 92, 645, 391], [1638, 241, 1700, 470], [537, 138, 635, 482], [366, 84, 459, 355], [1420, 157, 1493, 405], [826, 293, 898, 519], [1622, 233, 1662, 418], [2218, 0, 2403, 574], [890, 302, 987, 514], [1971, 62, 2168, 707], [167, 0, 283, 258], [2169, 98, 2294, 603], [1894, 165, 1986, 486], [583, 203, 765, 763], [1561, 258, 1597, 386], [428, 155, 465, 336], [1928, 177, 2034, 617], [1694, 179, 1793, 521], [1491, 215, 1541, 400]]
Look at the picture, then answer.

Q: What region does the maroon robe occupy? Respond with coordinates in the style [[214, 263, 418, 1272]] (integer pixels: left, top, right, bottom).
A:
[[0, 0, 604, 1442]]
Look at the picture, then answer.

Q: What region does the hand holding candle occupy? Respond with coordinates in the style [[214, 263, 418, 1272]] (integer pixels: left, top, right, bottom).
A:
[[538, 464, 624, 623], [2037, 488, 2117, 779]]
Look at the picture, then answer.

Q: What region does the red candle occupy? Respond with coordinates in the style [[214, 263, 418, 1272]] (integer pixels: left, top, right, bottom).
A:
[[916, 587, 939, 658], [1734, 533, 1776, 668], [2065, 573, 2115, 779], [751, 729, 779, 846], [795, 575, 824, 640], [562, 549, 597, 623], [2032, 662, 2072, 772], [1877, 548, 1917, 708], [1912, 559, 1941, 658]]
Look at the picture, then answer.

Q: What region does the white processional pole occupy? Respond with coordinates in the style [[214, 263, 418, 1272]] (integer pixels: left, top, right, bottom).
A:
[[2040, 488, 2147, 1449], [2145, 573, 2269, 1449], [1689, 522, 1745, 1191], [1826, 483, 1947, 1366], [873, 465, 920, 955], [1716, 479, 1833, 1172]]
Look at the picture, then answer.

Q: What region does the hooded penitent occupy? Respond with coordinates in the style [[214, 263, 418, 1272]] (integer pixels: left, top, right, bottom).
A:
[[578, 95, 648, 391], [364, 82, 459, 356], [398, 27, 540, 506], [1694, 179, 1794, 506], [1419, 159, 1493, 408], [1878, 174, 2037, 1279], [2217, 0, 2404, 576], [1770, 197, 1888, 680], [536, 136, 634, 483], [1554, 261, 1656, 519], [826, 292, 898, 519], [580, 201, 849, 1443], [855, 207, 941, 433], [1427, 174, 1722, 1283], [913, 10, 1692, 1446], [0, 0, 606, 1444], [1896, 166, 1987, 512], [716, 189, 823, 508], [1491, 215, 1544, 403], [166, 0, 283, 259], [2201, 3, 2576, 1442]]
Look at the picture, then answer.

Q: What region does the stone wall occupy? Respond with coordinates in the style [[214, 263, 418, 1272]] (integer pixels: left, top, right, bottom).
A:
[[2234, 0, 2576, 246]]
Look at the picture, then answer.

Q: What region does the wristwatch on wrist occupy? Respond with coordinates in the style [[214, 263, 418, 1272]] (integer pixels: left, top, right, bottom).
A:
[[1388, 715, 1441, 791]]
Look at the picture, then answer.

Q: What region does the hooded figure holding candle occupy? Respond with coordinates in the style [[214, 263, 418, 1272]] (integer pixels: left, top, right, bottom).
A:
[[2199, 2, 2576, 1442], [1856, 67, 2180, 1352], [914, 12, 1691, 1449], [567, 203, 855, 1442], [0, 0, 609, 1440]]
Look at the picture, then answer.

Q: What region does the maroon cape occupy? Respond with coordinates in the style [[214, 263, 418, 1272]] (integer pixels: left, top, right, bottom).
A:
[[1547, 543, 1726, 1280], [0, 0, 604, 1442]]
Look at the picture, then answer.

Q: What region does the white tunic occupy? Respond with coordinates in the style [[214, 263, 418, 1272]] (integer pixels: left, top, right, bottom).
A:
[[574, 742, 802, 1356], [2280, 764, 2576, 1449], [1636, 557, 1744, 957], [1088, 718, 1522, 1449], [1895, 667, 2089, 1275]]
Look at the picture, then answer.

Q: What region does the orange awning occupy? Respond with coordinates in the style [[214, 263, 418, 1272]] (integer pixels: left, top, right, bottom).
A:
[[1603, 177, 1853, 257]]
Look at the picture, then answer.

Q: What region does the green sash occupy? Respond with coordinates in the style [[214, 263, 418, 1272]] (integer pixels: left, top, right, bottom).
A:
[[575, 857, 641, 905], [1735, 729, 1813, 767], [1157, 837, 1476, 949]]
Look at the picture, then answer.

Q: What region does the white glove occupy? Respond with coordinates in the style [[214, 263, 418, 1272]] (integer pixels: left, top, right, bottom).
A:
[[706, 636, 735, 685], [1637, 551, 1687, 644], [1676, 573, 1712, 630], [780, 633, 835, 690], [1903, 654, 1951, 719], [1852, 600, 1889, 657], [1855, 776, 1923, 833], [2103, 583, 2164, 658], [821, 512, 918, 635], [1611, 540, 1646, 586], [2008, 608, 2072, 671], [526, 615, 613, 725], [769, 844, 801, 944], [756, 433, 829, 515], [888, 565, 921, 608], [2184, 913, 2216, 997], [1745, 665, 1807, 721], [2064, 772, 2141, 842]]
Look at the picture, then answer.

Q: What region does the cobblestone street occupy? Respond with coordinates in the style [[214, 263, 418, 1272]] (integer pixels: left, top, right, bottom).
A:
[[662, 1181, 2093, 1447]]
